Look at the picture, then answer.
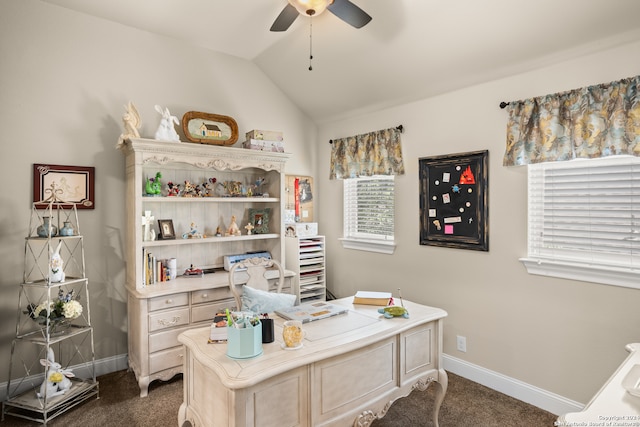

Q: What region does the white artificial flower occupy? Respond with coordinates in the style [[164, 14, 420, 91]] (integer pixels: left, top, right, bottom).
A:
[[63, 300, 83, 319], [35, 302, 52, 317]]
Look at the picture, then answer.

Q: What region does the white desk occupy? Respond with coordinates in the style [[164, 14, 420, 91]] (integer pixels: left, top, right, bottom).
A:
[[178, 298, 448, 427], [558, 343, 640, 425]]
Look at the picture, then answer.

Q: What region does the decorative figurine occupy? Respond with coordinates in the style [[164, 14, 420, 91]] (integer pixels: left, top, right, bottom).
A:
[[378, 289, 409, 319], [203, 177, 217, 197], [222, 181, 242, 197], [145, 172, 162, 196], [116, 101, 141, 149], [244, 222, 254, 235], [227, 215, 240, 236], [167, 181, 181, 197], [182, 222, 203, 239], [215, 227, 222, 237], [253, 177, 266, 196], [154, 104, 180, 142], [183, 264, 204, 277], [37, 348, 75, 398], [142, 211, 156, 241], [182, 180, 197, 197], [49, 241, 65, 283]]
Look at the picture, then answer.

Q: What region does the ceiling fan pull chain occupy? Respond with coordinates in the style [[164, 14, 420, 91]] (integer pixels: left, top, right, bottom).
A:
[[308, 16, 313, 71]]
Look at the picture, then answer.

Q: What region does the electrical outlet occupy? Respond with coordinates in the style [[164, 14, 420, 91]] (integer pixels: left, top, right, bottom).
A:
[[456, 335, 467, 352]]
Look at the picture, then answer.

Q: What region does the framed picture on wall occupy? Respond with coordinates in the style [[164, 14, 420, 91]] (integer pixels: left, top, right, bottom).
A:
[[419, 150, 488, 251], [33, 164, 95, 209]]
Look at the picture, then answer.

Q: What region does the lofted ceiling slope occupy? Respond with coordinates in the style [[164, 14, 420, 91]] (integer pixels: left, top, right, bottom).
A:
[[42, 0, 640, 124]]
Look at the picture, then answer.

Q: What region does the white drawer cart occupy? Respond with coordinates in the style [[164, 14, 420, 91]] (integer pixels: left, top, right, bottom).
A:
[[285, 235, 326, 303]]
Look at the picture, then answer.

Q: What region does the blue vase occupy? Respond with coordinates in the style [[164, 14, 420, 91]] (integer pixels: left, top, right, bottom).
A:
[[37, 217, 58, 237], [60, 221, 74, 236]]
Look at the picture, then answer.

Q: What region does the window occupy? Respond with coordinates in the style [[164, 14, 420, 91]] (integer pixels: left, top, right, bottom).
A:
[[522, 156, 640, 289], [340, 176, 396, 254]]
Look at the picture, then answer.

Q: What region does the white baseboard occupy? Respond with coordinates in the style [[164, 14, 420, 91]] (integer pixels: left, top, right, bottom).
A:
[[443, 353, 584, 416], [0, 354, 129, 402]]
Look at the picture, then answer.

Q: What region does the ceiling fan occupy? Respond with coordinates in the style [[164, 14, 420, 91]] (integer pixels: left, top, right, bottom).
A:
[[270, 0, 372, 32]]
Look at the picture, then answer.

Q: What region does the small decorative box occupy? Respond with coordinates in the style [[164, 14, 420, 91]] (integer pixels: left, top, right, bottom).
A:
[[246, 129, 283, 141], [242, 139, 285, 153], [285, 222, 318, 238]]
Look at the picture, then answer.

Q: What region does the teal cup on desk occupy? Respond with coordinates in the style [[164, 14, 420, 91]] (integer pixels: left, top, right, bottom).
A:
[[227, 321, 263, 359]]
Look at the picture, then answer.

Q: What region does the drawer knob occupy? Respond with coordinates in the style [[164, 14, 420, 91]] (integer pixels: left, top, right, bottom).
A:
[[201, 294, 208, 298], [158, 316, 180, 326], [165, 299, 173, 304]]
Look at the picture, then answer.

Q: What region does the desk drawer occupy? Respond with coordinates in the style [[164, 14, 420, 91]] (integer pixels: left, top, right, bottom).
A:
[[149, 293, 189, 312], [149, 346, 183, 373], [149, 325, 191, 353], [148, 307, 189, 332], [191, 288, 235, 304], [191, 299, 235, 323]]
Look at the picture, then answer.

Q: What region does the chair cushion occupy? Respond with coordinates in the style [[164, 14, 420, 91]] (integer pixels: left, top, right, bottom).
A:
[[241, 286, 296, 314]]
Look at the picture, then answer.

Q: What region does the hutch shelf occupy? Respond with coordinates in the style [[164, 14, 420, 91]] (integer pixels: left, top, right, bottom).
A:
[[119, 138, 293, 397]]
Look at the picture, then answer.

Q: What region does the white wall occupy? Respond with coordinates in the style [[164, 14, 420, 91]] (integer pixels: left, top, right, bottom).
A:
[[0, 0, 316, 376], [317, 40, 640, 405]]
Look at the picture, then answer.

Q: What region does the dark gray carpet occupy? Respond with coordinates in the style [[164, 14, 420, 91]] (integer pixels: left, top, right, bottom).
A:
[[1, 370, 557, 426]]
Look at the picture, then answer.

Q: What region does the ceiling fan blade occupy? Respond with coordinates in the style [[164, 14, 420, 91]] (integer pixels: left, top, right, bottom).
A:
[[270, 4, 299, 32], [327, 0, 372, 29]]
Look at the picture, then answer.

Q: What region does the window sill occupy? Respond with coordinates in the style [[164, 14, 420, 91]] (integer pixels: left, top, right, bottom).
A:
[[520, 257, 640, 290], [339, 238, 396, 254]]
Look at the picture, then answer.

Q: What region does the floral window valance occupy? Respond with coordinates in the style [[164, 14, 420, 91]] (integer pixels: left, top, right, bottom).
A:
[[503, 75, 640, 166], [329, 127, 405, 179]]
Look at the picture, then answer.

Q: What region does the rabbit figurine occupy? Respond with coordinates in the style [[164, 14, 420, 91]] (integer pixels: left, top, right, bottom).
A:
[[154, 104, 180, 142], [37, 348, 75, 398], [49, 240, 65, 283]]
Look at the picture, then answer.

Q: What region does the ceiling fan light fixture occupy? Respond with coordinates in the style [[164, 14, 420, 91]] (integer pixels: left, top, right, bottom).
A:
[[288, 0, 333, 16]]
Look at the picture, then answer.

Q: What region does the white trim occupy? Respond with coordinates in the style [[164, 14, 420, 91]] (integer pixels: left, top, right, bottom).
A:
[[443, 353, 584, 416], [0, 354, 129, 402], [339, 237, 396, 254], [520, 257, 640, 290]]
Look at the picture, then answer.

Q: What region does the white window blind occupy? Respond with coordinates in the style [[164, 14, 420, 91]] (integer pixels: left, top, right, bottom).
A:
[[524, 156, 640, 288], [343, 176, 395, 251]]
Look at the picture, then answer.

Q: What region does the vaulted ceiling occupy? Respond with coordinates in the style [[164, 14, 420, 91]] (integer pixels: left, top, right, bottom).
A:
[[42, 0, 640, 124]]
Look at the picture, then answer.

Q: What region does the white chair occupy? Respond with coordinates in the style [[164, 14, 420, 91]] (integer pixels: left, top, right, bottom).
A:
[[228, 257, 286, 310]]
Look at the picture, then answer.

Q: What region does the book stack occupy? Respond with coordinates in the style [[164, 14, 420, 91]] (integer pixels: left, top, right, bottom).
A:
[[242, 129, 284, 153], [142, 249, 172, 286], [352, 291, 393, 306], [209, 314, 229, 343]]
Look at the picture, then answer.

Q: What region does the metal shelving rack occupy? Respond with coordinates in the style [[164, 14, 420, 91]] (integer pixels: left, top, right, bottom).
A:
[[2, 185, 98, 425]]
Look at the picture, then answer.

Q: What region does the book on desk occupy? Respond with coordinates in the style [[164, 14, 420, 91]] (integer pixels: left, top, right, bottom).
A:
[[352, 291, 393, 306]]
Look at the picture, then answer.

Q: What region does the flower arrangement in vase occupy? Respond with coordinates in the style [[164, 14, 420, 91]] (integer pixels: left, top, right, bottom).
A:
[[25, 289, 83, 335]]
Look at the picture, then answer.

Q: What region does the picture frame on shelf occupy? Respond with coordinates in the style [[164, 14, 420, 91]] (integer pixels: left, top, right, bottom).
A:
[[157, 219, 176, 240], [248, 208, 271, 234], [33, 164, 95, 209], [419, 150, 488, 251], [181, 111, 238, 146]]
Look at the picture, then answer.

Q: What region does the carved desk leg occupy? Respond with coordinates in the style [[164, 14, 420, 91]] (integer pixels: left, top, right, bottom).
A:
[[138, 376, 150, 398], [353, 370, 449, 427], [431, 369, 448, 427]]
